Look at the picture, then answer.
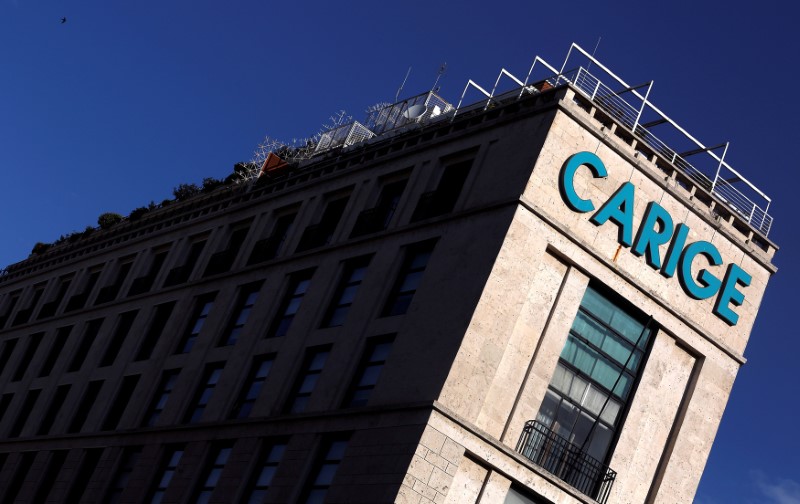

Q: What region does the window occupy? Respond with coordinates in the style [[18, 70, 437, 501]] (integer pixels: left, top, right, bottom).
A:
[[65, 267, 102, 312], [143, 369, 181, 427], [231, 355, 274, 419], [67, 380, 104, 433], [12, 283, 46, 325], [129, 248, 169, 296], [67, 318, 104, 372], [285, 347, 330, 414], [411, 157, 473, 221], [0, 337, 19, 376], [104, 447, 143, 504], [8, 388, 41, 437], [37, 384, 71, 435], [176, 293, 217, 354], [525, 285, 654, 499], [0, 393, 13, 425], [382, 240, 436, 316], [164, 238, 207, 287], [100, 310, 139, 367], [204, 220, 252, 277], [350, 177, 408, 237], [95, 259, 134, 304], [149, 446, 184, 504], [39, 325, 72, 377], [3, 451, 36, 502], [184, 363, 225, 423], [220, 282, 262, 346], [248, 211, 297, 265], [64, 449, 104, 503], [322, 256, 371, 327], [31, 450, 68, 503], [267, 269, 314, 338], [345, 336, 394, 407], [102, 374, 141, 430], [11, 331, 44, 381], [296, 195, 350, 252], [0, 290, 21, 328], [192, 442, 235, 503], [38, 275, 72, 319], [242, 441, 287, 503], [504, 485, 552, 504], [300, 436, 350, 504], [135, 301, 176, 361]]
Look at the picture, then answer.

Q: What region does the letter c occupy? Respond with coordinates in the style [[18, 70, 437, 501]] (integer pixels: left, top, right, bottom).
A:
[[559, 152, 608, 213]]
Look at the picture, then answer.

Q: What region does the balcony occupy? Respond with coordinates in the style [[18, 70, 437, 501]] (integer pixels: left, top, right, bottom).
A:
[[516, 420, 616, 504]]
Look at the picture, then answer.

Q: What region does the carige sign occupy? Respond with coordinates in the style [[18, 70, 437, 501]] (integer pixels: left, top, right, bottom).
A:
[[559, 151, 751, 326]]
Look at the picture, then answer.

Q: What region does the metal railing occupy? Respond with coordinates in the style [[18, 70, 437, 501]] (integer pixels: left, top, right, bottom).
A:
[[563, 65, 772, 236], [516, 420, 616, 504], [450, 43, 773, 237]]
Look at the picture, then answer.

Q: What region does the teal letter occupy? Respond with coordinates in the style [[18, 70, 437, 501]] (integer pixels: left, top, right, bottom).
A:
[[632, 201, 674, 270], [678, 241, 723, 300], [559, 151, 607, 213], [590, 182, 635, 246], [661, 223, 690, 278], [713, 263, 752, 326]]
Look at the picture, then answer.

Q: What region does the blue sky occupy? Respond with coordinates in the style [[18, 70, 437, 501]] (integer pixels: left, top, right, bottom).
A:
[[1, 1, 798, 501]]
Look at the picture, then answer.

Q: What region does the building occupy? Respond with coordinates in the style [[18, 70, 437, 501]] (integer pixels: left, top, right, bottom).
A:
[[0, 43, 777, 503]]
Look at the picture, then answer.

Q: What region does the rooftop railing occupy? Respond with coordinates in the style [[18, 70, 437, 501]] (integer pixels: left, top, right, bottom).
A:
[[516, 420, 616, 504], [453, 43, 773, 237], [563, 66, 772, 235]]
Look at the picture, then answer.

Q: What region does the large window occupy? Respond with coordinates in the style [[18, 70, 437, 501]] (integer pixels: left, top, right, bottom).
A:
[[242, 441, 287, 503], [285, 346, 330, 414], [135, 301, 176, 361], [193, 442, 235, 503], [143, 369, 181, 427], [184, 363, 225, 423], [230, 355, 274, 419], [248, 210, 297, 265], [322, 256, 371, 328], [219, 282, 262, 346], [344, 336, 394, 407], [267, 269, 314, 338], [382, 240, 436, 317], [176, 293, 216, 354], [149, 446, 184, 504], [534, 284, 654, 467], [300, 435, 350, 504]]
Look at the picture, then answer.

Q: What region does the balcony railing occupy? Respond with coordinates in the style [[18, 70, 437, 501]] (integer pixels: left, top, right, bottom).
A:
[[516, 420, 616, 504]]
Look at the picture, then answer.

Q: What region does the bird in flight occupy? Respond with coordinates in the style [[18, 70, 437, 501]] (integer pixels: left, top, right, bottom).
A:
[[61, 17, 67, 24]]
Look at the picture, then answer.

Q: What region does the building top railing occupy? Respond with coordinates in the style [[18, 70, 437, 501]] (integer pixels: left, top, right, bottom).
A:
[[452, 43, 773, 237]]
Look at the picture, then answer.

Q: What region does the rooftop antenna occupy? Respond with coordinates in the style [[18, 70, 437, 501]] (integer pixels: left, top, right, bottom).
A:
[[395, 66, 412, 102], [432, 62, 447, 92]]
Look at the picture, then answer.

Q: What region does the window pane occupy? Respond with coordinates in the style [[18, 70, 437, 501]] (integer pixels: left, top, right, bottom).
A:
[[536, 390, 560, 427], [314, 463, 338, 486]]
